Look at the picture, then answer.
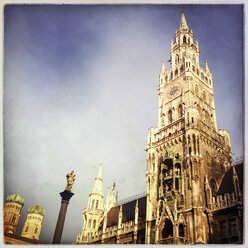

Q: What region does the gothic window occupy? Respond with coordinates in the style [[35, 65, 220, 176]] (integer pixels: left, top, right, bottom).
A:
[[34, 227, 38, 234], [210, 178, 217, 196], [12, 215, 16, 224], [189, 147, 192, 156], [93, 220, 96, 229], [192, 117, 194, 123], [171, 71, 173, 80], [201, 73, 204, 79], [188, 37, 190, 44], [168, 110, 173, 123], [197, 69, 200, 75], [91, 199, 95, 208], [197, 138, 200, 154], [175, 69, 178, 76], [193, 135, 196, 154], [96, 200, 99, 209], [25, 226, 29, 232], [183, 36, 186, 43], [186, 62, 188, 67], [205, 76, 208, 82], [209, 79, 212, 85], [178, 105, 183, 119], [192, 65, 195, 72], [179, 224, 184, 237]]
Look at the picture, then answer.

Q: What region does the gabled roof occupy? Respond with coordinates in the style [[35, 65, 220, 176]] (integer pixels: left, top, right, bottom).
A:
[[107, 196, 146, 227], [217, 163, 243, 195]]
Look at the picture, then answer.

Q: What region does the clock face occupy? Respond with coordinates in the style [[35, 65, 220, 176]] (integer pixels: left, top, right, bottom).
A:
[[167, 83, 181, 99]]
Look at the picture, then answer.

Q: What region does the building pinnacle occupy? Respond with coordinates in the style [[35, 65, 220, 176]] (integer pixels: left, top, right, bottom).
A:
[[179, 9, 189, 31]]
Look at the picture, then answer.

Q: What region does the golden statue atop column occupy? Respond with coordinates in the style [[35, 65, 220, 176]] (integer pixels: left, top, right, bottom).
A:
[[66, 170, 76, 192]]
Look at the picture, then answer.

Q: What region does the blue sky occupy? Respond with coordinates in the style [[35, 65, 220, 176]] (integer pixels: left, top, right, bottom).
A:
[[4, 4, 243, 244]]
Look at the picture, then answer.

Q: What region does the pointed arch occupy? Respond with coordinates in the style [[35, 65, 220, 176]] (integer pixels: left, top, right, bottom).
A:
[[178, 104, 183, 119], [183, 36, 186, 43], [161, 218, 173, 239], [168, 110, 173, 124]]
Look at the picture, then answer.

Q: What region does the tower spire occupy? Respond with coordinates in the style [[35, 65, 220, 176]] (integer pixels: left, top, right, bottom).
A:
[[179, 8, 189, 31], [92, 163, 103, 193]]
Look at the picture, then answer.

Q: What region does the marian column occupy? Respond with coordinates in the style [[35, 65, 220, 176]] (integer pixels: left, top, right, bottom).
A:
[[52, 170, 76, 244]]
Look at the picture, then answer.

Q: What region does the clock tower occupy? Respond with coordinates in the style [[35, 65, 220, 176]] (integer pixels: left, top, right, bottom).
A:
[[145, 10, 232, 244]]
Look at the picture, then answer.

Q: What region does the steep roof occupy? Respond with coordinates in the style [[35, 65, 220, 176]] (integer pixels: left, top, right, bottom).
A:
[[107, 196, 146, 227], [217, 163, 243, 195]]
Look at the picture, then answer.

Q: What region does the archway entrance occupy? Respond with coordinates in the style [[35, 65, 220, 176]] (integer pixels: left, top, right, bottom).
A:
[[161, 219, 173, 244]]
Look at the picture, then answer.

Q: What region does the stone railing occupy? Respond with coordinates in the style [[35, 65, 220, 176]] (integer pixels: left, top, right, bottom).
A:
[[211, 192, 242, 211]]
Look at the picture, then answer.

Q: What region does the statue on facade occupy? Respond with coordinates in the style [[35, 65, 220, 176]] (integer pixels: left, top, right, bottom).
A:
[[66, 170, 76, 192]]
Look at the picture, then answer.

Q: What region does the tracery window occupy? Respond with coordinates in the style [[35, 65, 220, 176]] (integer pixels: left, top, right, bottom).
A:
[[168, 110, 173, 123]]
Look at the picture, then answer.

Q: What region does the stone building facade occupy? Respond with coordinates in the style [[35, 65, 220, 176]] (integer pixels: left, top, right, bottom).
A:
[[75, 10, 243, 245]]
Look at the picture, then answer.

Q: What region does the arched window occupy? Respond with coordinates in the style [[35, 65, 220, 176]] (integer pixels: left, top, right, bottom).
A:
[[201, 73, 204, 79], [188, 37, 190, 44], [183, 36, 186, 43], [91, 199, 95, 208], [209, 79, 212, 85], [93, 220, 96, 229], [34, 227, 38, 234], [175, 69, 178, 76], [193, 135, 196, 154], [178, 105, 183, 119], [171, 72, 173, 80], [186, 62, 188, 67], [25, 226, 29, 232], [168, 110, 173, 123], [96, 200, 99, 209], [12, 215, 16, 224], [179, 224, 184, 237], [180, 65, 184, 73]]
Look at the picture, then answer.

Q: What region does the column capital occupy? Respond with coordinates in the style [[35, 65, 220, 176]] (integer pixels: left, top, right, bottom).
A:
[[60, 190, 74, 202]]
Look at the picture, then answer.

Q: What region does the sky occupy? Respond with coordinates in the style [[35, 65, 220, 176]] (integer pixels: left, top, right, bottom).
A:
[[3, 4, 243, 244]]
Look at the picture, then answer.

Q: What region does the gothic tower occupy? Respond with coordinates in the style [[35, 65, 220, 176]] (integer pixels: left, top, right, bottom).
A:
[[21, 204, 45, 240], [4, 193, 24, 234], [145, 10, 232, 244]]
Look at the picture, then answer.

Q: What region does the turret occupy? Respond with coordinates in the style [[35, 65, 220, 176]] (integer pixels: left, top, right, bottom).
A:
[[76, 163, 105, 243], [21, 204, 45, 240], [4, 193, 24, 234]]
